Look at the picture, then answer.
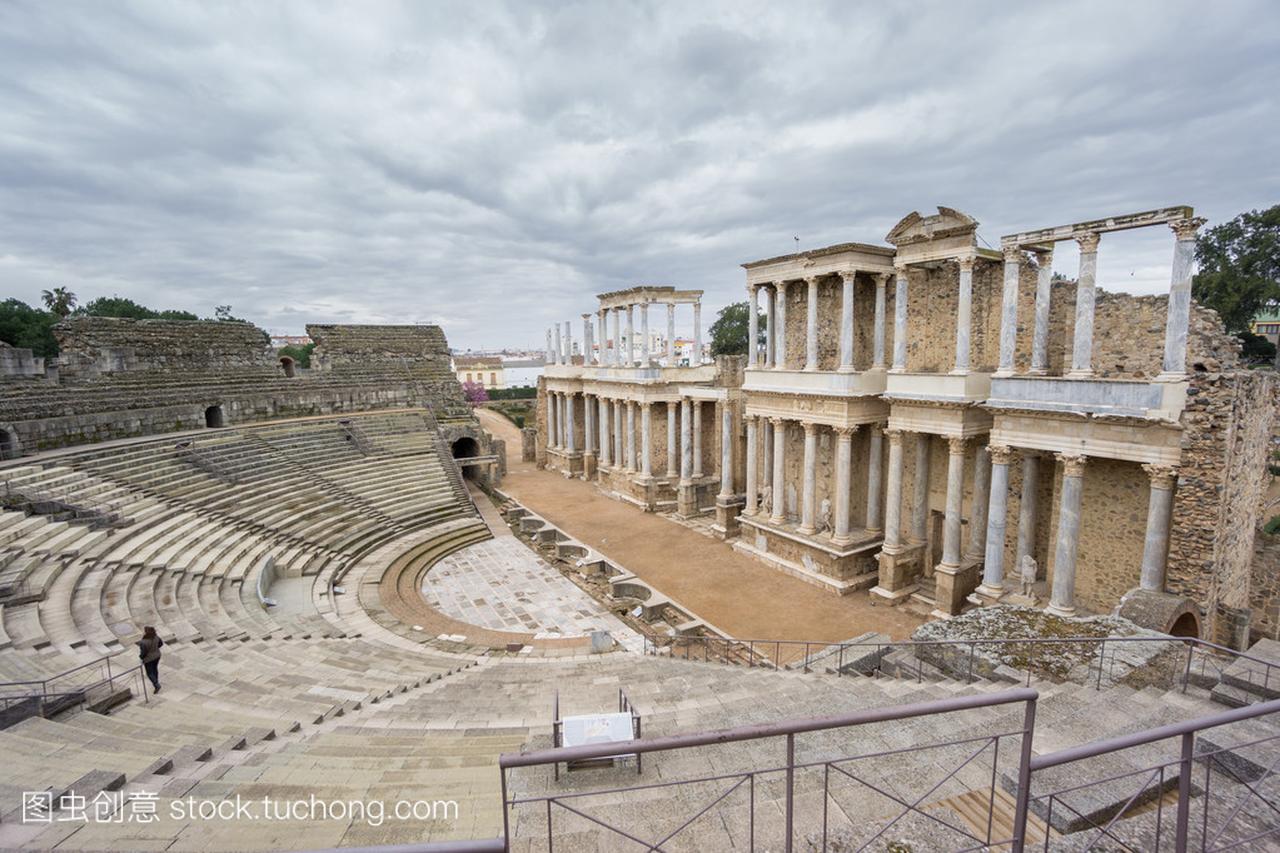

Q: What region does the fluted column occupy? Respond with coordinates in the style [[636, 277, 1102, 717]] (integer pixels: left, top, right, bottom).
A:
[[805, 275, 820, 371], [718, 403, 733, 498], [582, 315, 594, 366], [770, 418, 786, 525], [838, 271, 856, 372], [598, 308, 608, 365], [666, 302, 677, 366], [564, 321, 572, 363], [546, 328, 554, 364], [882, 429, 905, 550], [997, 248, 1021, 376], [1047, 454, 1087, 616], [611, 308, 621, 366], [979, 445, 1014, 596], [873, 273, 888, 369], [747, 285, 760, 369], [774, 281, 788, 370], [891, 266, 908, 372], [744, 415, 759, 515], [911, 433, 931, 543], [692, 401, 703, 478], [640, 403, 652, 477], [937, 437, 967, 570], [625, 401, 636, 471], [832, 426, 856, 545], [583, 394, 594, 456], [565, 393, 576, 453], [967, 445, 991, 560], [953, 256, 974, 374], [680, 398, 693, 484], [693, 302, 703, 364], [865, 424, 884, 533], [625, 304, 635, 367], [553, 325, 563, 365], [764, 285, 777, 368], [546, 391, 558, 450], [666, 401, 678, 478], [1140, 465, 1178, 591], [762, 418, 773, 493], [640, 301, 651, 366], [1068, 233, 1100, 377], [612, 400, 623, 468], [598, 397, 610, 466], [1160, 218, 1207, 379], [799, 421, 819, 534], [1014, 452, 1040, 569], [1030, 250, 1053, 374]]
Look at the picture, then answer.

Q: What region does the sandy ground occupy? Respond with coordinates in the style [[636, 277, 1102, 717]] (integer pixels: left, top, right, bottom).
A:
[[476, 407, 923, 643]]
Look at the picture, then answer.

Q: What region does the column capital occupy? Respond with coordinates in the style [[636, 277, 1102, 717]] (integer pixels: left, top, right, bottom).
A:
[[893, 263, 909, 276], [839, 269, 858, 283], [884, 427, 904, 446], [957, 254, 977, 272], [875, 271, 891, 285], [1034, 247, 1054, 268], [1076, 231, 1101, 253], [1170, 216, 1207, 241], [769, 416, 786, 428], [1057, 453, 1088, 477], [802, 420, 819, 436], [805, 274, 821, 285], [989, 444, 1015, 465], [640, 401, 652, 412], [1002, 245, 1024, 264], [834, 425, 859, 439], [947, 436, 968, 456], [1142, 463, 1179, 489]]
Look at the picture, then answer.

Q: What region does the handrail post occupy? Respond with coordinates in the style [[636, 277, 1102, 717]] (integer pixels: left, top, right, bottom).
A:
[[785, 732, 795, 853], [500, 766, 511, 852], [1182, 641, 1194, 694], [1173, 731, 1195, 852], [1009, 696, 1038, 853], [1096, 638, 1105, 690], [967, 641, 975, 684]]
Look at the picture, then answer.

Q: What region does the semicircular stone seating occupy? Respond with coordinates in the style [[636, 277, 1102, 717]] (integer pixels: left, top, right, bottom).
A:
[[0, 411, 1262, 851]]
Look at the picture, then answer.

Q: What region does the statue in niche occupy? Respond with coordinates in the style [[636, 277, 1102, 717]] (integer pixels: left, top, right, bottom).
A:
[[819, 498, 832, 535], [760, 487, 772, 517], [1020, 554, 1038, 599]]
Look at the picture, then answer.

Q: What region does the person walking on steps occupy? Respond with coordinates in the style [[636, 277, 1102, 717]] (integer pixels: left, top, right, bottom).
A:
[[137, 626, 163, 694]]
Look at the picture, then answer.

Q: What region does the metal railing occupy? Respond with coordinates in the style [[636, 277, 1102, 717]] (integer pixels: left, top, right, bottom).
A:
[[500, 687, 1039, 852], [644, 633, 1280, 700], [0, 653, 148, 725]]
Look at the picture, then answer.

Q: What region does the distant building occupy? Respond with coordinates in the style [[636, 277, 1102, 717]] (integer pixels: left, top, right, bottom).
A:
[[454, 355, 505, 389], [1251, 311, 1280, 348], [271, 334, 312, 348]]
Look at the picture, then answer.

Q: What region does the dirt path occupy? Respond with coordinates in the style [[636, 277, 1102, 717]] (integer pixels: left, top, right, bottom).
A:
[[476, 407, 923, 643]]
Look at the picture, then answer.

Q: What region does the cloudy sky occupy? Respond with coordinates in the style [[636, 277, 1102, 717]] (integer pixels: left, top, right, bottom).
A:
[[2, 1, 1277, 350]]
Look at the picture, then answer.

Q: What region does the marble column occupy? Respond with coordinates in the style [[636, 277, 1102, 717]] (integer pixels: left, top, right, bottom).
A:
[[692, 401, 703, 477], [625, 401, 636, 471], [584, 394, 595, 455], [910, 433, 931, 543], [873, 274, 888, 369], [770, 418, 786, 525], [762, 418, 773, 493], [938, 437, 966, 570], [865, 424, 884, 533], [553, 325, 562, 366], [666, 302, 677, 366], [565, 393, 576, 453], [640, 302, 650, 366], [892, 267, 908, 372], [625, 304, 635, 367], [979, 445, 1014, 596], [583, 315, 594, 366], [744, 415, 759, 515], [1139, 464, 1178, 591], [1014, 452, 1040, 569], [1047, 454, 1087, 616], [764, 285, 777, 368], [805, 275, 820, 371], [1068, 233, 1100, 377], [546, 391, 558, 450], [718, 403, 733, 498], [838, 271, 856, 372], [599, 308, 608, 365], [1160, 218, 1206, 378], [996, 248, 1021, 376], [953, 256, 974, 374], [612, 308, 622, 367], [832, 426, 856, 545], [799, 421, 819, 534], [546, 328, 554, 364], [640, 403, 652, 478], [564, 321, 573, 363], [609, 400, 621, 467], [680, 398, 693, 484], [1030, 250, 1054, 374], [774, 281, 788, 370], [598, 397, 610, 466], [967, 445, 991, 560], [883, 429, 905, 550], [693, 302, 703, 364], [747, 285, 760, 369], [666, 402, 678, 478]]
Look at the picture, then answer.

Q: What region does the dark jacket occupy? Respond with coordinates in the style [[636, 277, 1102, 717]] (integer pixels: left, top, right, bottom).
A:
[[137, 635, 164, 664]]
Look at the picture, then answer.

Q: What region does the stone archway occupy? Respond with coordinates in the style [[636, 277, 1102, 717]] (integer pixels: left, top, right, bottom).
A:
[[1169, 611, 1200, 638], [280, 356, 296, 378], [205, 405, 225, 428], [0, 426, 18, 460], [451, 436, 480, 480]]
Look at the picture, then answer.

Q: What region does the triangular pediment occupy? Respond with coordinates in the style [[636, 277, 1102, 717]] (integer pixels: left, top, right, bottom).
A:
[[885, 206, 979, 246]]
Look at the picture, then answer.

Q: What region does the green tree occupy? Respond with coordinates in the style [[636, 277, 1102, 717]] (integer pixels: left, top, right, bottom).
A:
[[1192, 206, 1280, 358], [81, 296, 198, 321], [0, 299, 59, 357], [278, 342, 316, 368], [709, 301, 767, 357], [40, 287, 77, 317]]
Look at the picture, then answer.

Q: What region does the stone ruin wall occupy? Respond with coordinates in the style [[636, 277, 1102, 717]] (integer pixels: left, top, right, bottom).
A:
[[1246, 385, 1280, 640], [54, 316, 275, 380]]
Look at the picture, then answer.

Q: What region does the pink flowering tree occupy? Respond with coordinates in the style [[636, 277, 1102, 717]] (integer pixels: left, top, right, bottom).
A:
[[462, 380, 488, 405]]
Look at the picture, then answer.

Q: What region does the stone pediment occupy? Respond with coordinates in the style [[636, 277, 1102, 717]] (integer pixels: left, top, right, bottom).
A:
[[885, 207, 978, 247]]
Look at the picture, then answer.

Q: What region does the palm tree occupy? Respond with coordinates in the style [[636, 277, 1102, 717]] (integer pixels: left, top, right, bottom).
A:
[[41, 287, 77, 317]]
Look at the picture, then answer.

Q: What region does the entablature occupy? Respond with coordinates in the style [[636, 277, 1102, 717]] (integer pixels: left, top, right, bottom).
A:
[[744, 390, 888, 428]]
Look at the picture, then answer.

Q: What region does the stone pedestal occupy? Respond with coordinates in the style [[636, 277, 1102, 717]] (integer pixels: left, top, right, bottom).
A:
[[933, 561, 980, 617], [677, 481, 699, 519], [712, 495, 744, 540], [870, 543, 925, 604], [582, 451, 597, 481]]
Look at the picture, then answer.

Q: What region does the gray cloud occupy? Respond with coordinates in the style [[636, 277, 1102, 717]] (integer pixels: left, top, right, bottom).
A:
[[1, 0, 1277, 350]]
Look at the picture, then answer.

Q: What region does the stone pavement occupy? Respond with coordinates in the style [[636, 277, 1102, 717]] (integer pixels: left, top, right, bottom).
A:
[[421, 536, 643, 652]]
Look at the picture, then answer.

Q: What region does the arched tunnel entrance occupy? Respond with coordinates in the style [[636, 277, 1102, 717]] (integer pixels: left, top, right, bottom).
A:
[[450, 436, 480, 480]]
